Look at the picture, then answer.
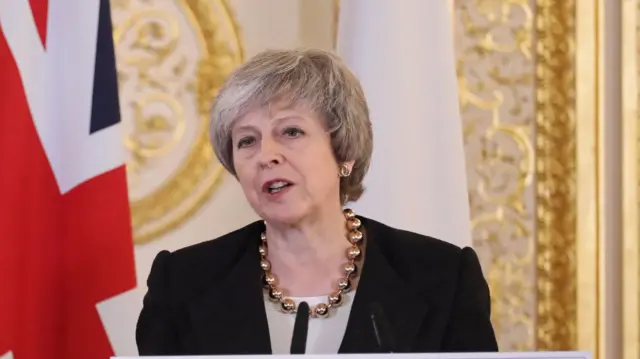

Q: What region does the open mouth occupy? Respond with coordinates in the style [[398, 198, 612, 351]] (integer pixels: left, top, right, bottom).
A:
[[263, 180, 294, 194]]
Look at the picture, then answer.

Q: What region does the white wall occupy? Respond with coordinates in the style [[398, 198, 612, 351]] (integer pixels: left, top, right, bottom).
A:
[[102, 1, 334, 356]]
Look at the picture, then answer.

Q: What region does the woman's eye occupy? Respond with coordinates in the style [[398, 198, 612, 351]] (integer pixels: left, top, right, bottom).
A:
[[283, 128, 304, 137], [237, 137, 255, 148]]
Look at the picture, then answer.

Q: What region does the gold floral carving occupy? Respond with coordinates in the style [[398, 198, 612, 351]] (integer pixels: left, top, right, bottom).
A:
[[111, 0, 244, 244], [534, 0, 576, 350], [453, 0, 535, 351], [455, 0, 579, 350]]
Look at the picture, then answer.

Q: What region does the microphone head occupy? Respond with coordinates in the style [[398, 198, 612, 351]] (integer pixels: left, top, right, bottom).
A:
[[297, 301, 310, 315]]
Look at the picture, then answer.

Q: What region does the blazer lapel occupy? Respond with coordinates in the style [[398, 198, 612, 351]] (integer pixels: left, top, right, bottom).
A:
[[185, 231, 272, 355], [339, 217, 431, 353]]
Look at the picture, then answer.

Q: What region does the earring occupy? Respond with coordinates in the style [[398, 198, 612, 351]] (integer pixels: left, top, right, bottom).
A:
[[339, 164, 351, 177]]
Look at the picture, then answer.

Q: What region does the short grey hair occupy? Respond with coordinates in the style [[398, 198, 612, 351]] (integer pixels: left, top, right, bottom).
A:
[[209, 48, 373, 204]]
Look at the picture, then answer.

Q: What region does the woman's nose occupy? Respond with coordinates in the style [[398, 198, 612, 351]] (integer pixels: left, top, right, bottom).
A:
[[258, 137, 284, 168]]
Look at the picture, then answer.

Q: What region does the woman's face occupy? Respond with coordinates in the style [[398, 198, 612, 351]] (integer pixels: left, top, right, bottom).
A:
[[231, 102, 346, 225]]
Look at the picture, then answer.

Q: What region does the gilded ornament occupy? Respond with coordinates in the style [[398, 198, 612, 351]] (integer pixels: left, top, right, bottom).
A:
[[454, 0, 536, 350], [534, 0, 577, 351], [111, 0, 244, 244]]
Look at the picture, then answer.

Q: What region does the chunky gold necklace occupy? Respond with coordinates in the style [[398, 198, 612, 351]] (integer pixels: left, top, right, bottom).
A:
[[259, 208, 363, 318]]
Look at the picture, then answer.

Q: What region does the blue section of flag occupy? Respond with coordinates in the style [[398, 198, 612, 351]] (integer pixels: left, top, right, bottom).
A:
[[89, 0, 120, 134]]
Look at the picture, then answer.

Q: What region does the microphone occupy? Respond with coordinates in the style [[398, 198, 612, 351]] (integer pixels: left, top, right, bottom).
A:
[[290, 301, 310, 354], [370, 302, 395, 353]]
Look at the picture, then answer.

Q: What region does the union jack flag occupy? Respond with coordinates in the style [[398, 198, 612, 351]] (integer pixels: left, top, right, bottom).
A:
[[0, 0, 136, 358]]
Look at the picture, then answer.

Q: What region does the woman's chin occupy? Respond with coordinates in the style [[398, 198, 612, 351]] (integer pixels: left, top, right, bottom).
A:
[[258, 205, 310, 226], [262, 212, 305, 226]]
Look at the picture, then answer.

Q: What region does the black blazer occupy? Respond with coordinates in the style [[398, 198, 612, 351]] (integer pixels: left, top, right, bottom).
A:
[[136, 216, 498, 355]]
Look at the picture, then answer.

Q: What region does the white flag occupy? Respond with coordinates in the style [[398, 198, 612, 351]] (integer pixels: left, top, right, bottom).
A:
[[337, 0, 471, 247]]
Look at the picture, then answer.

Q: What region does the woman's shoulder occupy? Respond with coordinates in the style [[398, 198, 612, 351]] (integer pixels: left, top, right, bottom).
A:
[[169, 220, 263, 264], [360, 216, 481, 281], [144, 220, 264, 297], [361, 216, 467, 256]]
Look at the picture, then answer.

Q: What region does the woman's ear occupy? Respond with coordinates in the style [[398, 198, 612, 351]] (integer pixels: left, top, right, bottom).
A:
[[344, 160, 355, 172]]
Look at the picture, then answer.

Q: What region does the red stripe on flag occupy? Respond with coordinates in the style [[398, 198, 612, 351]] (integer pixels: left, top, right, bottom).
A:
[[0, 3, 137, 358], [28, 0, 48, 46], [0, 24, 64, 358], [63, 167, 136, 359]]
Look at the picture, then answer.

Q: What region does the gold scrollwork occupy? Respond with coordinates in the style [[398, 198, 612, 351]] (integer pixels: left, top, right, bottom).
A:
[[112, 0, 244, 244], [455, 0, 535, 351], [534, 0, 577, 351], [124, 93, 186, 181]]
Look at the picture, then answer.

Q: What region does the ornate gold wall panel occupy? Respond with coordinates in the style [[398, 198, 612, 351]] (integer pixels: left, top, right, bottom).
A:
[[454, 0, 582, 352], [453, 0, 536, 351], [110, 0, 244, 244]]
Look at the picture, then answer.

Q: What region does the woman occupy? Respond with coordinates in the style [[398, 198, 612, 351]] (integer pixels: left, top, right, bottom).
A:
[[136, 48, 498, 355]]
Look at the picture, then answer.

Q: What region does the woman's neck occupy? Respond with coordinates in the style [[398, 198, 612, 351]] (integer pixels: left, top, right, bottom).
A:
[[264, 205, 351, 296]]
